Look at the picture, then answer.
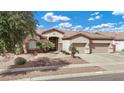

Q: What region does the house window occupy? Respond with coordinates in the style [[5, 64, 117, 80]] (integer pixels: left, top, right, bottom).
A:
[[29, 40, 36, 49]]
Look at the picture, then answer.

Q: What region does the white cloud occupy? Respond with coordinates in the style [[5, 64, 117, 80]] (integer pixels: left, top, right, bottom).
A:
[[57, 22, 72, 29], [112, 11, 124, 15], [88, 12, 102, 21], [112, 11, 124, 19], [83, 23, 122, 32], [36, 24, 44, 29], [88, 15, 101, 21], [88, 17, 95, 21], [92, 23, 115, 29], [42, 12, 70, 22], [91, 12, 99, 16], [54, 22, 83, 31], [72, 25, 83, 31], [95, 15, 101, 19]]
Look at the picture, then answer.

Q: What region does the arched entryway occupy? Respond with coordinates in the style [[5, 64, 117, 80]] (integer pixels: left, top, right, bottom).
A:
[[49, 37, 59, 51]]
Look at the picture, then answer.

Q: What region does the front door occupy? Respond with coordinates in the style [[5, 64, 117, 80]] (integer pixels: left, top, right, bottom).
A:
[[49, 37, 58, 51]]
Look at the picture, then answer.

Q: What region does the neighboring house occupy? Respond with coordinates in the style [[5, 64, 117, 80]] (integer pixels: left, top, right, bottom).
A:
[[23, 28, 124, 54]]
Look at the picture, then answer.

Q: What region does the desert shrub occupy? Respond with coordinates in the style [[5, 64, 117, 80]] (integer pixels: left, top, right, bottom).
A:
[[33, 51, 38, 56], [69, 46, 79, 58], [14, 57, 27, 65], [61, 50, 70, 55], [36, 41, 55, 52]]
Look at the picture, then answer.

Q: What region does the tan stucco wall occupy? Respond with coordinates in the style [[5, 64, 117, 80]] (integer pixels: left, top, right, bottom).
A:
[[70, 36, 90, 43], [42, 31, 64, 43], [42, 31, 64, 38], [62, 36, 90, 53], [62, 40, 71, 52]]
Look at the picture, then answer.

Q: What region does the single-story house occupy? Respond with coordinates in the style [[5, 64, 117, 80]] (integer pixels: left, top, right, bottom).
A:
[[23, 28, 124, 54]]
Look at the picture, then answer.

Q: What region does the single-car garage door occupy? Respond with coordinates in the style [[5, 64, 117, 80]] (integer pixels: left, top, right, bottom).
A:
[[91, 43, 109, 53], [72, 43, 86, 53]]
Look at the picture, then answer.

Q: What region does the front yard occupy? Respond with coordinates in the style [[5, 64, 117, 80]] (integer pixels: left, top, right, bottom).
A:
[[0, 52, 88, 69], [0, 52, 91, 80]]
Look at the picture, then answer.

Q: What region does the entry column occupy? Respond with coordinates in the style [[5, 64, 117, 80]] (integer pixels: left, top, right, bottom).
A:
[[58, 38, 62, 52], [108, 43, 114, 53]]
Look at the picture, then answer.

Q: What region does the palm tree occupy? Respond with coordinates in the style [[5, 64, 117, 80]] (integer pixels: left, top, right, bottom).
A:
[[0, 11, 36, 54]]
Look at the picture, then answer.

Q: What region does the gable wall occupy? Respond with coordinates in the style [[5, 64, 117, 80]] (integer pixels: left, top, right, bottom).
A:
[[71, 35, 90, 43], [42, 30, 64, 38]]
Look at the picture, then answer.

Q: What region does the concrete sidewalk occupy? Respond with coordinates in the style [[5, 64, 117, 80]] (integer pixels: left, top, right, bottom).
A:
[[14, 62, 124, 81], [16, 69, 124, 81]]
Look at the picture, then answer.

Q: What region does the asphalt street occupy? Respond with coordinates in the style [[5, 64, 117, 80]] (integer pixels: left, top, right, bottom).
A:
[[49, 72, 124, 81]]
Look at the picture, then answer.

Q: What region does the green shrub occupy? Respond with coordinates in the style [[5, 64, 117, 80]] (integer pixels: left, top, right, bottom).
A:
[[46, 41, 55, 49], [14, 57, 27, 65], [61, 50, 70, 55]]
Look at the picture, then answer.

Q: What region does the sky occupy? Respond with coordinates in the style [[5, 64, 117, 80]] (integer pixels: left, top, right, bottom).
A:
[[33, 11, 124, 32]]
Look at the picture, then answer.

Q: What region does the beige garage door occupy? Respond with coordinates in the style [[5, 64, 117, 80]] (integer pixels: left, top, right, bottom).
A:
[[72, 43, 86, 53], [91, 43, 109, 53]]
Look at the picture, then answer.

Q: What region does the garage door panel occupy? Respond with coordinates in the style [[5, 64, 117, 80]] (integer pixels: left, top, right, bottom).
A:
[[72, 43, 85, 53], [115, 41, 124, 51], [92, 43, 109, 53]]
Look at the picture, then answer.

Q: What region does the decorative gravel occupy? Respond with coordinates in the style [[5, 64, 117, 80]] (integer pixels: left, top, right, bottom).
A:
[[9, 56, 88, 69]]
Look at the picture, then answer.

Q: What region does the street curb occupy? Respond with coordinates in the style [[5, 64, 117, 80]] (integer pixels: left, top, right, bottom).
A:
[[1, 62, 124, 74], [15, 70, 124, 81]]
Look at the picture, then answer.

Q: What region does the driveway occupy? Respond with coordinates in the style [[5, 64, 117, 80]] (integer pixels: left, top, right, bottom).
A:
[[77, 53, 124, 64]]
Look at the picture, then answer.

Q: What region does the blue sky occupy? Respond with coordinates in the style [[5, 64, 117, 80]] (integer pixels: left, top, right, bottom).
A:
[[33, 11, 124, 32]]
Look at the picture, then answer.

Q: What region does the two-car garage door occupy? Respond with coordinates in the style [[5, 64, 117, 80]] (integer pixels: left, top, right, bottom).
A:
[[91, 43, 109, 53], [72, 43, 110, 53]]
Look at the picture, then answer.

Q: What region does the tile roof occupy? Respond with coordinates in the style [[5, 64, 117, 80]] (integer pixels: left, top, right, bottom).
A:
[[96, 32, 124, 40], [63, 31, 113, 40], [35, 28, 124, 40], [24, 32, 46, 43]]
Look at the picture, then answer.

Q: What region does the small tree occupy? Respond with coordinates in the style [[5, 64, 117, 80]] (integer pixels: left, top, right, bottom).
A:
[[69, 46, 79, 58]]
